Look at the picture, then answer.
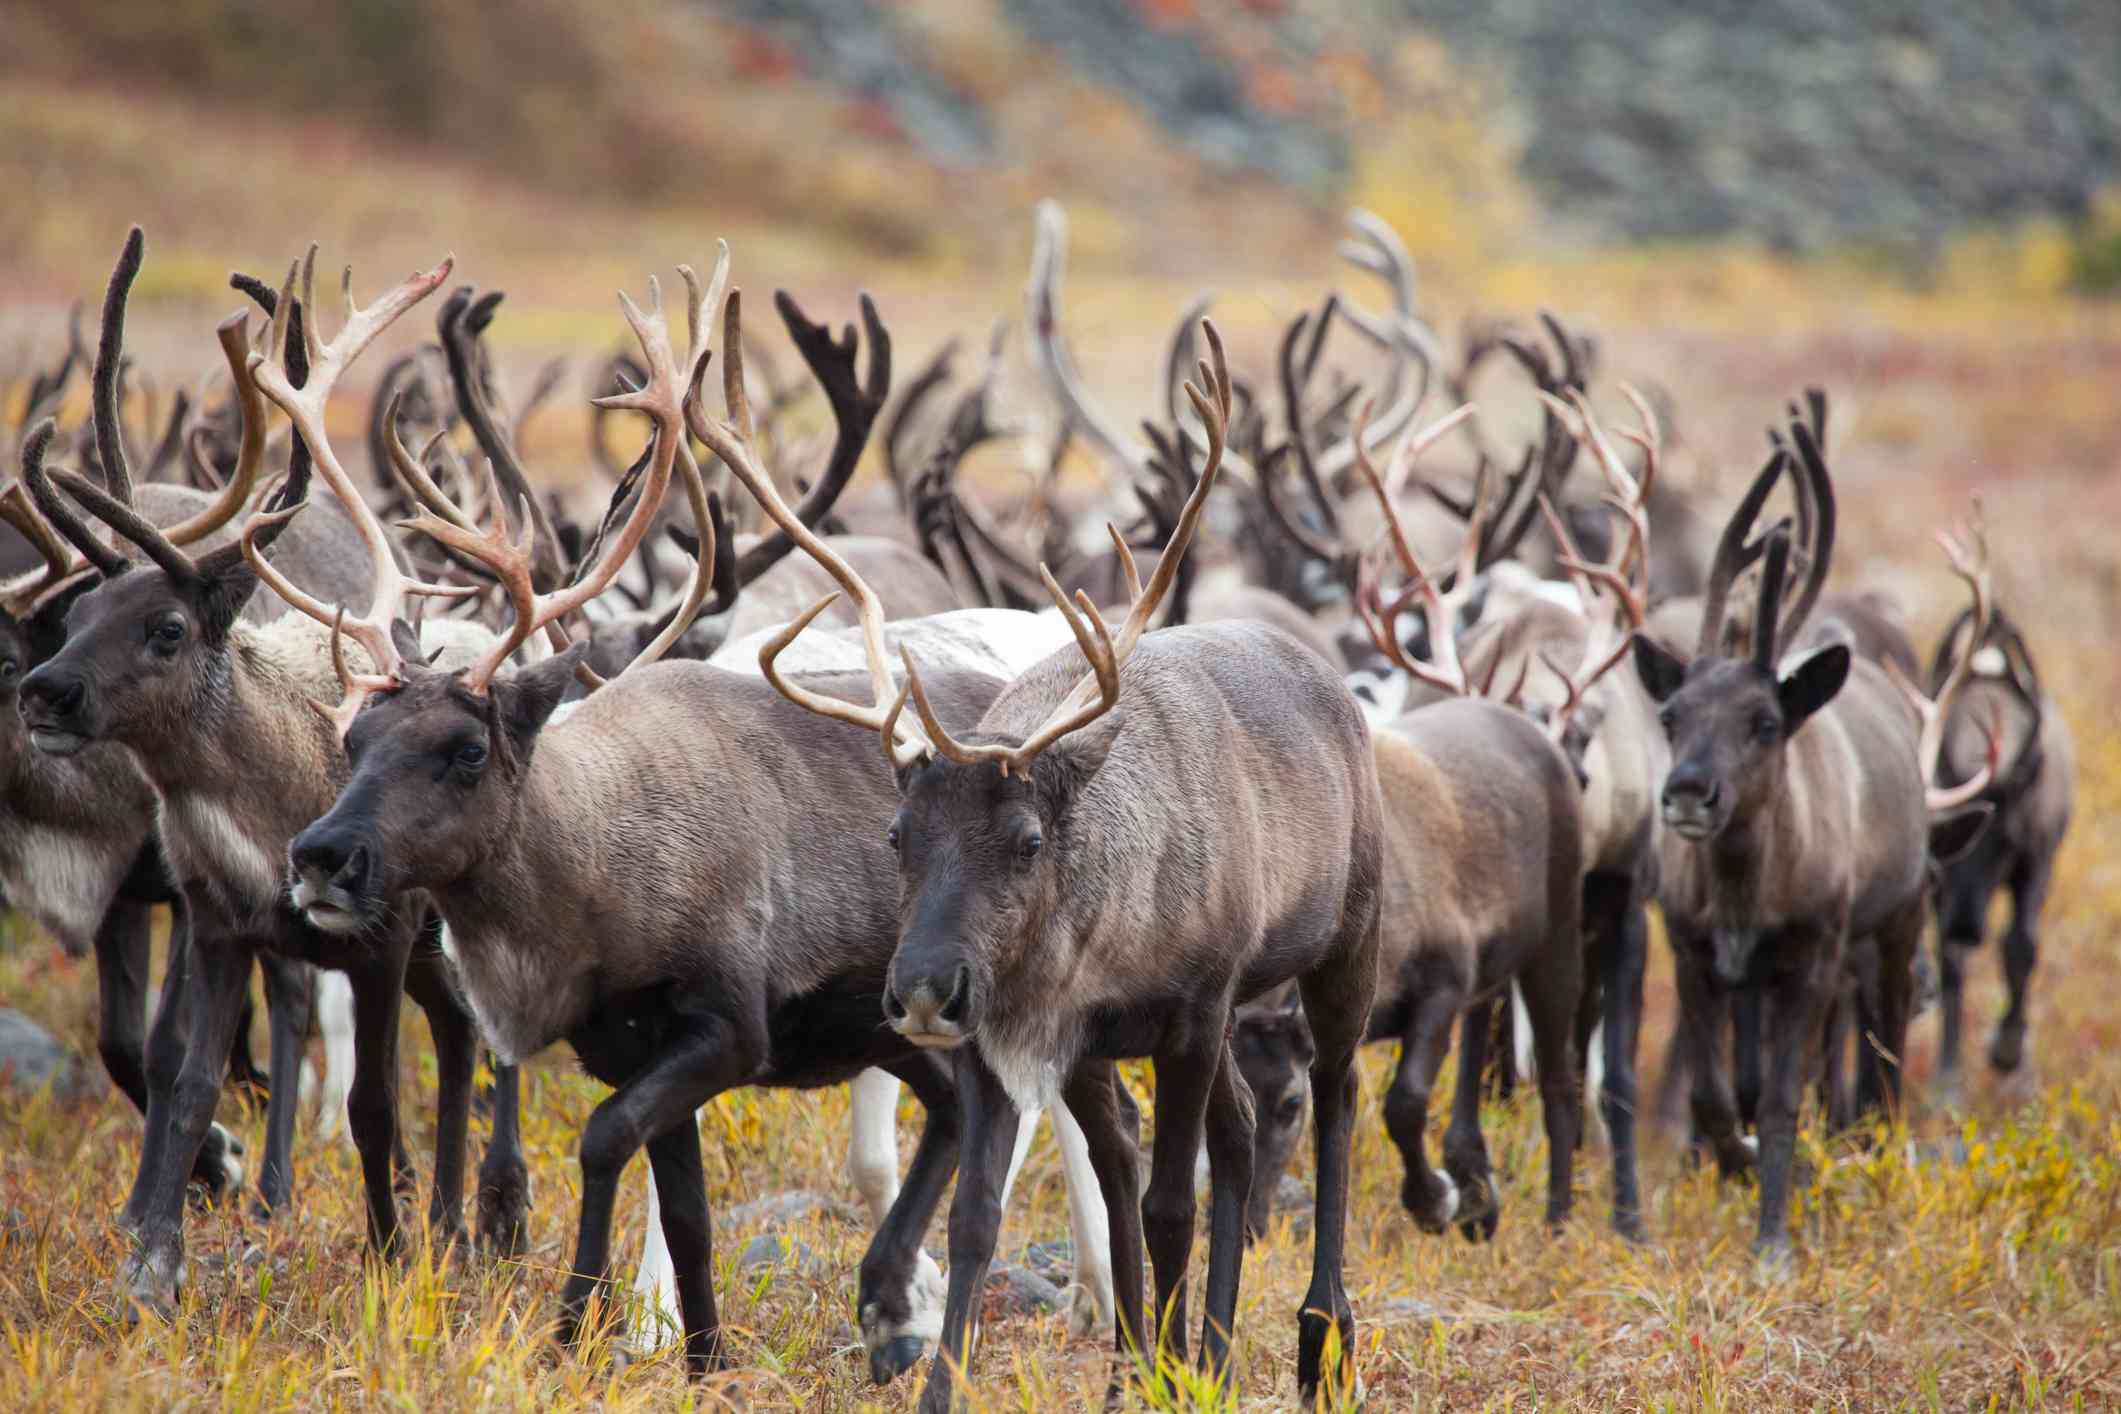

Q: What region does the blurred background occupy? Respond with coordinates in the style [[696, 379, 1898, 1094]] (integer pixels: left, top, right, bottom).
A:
[[1, 0, 2118, 606], [3, 10, 2121, 1408]]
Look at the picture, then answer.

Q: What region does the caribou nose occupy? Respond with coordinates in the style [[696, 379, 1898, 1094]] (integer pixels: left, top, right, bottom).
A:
[[885, 963, 974, 1043], [290, 826, 368, 890], [19, 667, 83, 722], [1661, 771, 1721, 811]]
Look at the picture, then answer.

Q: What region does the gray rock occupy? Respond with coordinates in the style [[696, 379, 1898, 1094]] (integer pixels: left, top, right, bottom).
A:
[[985, 1262, 1065, 1316], [1379, 1296, 1450, 1323], [1013, 1239, 1075, 1283], [737, 1233, 823, 1277], [723, 1190, 846, 1231], [0, 1009, 87, 1099]]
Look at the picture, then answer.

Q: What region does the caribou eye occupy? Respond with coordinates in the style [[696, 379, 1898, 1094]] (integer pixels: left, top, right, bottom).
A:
[[0, 658, 17, 682], [1018, 831, 1043, 862], [454, 742, 488, 772], [148, 616, 186, 651], [1277, 1094, 1304, 1123], [885, 823, 901, 852], [1752, 713, 1780, 742], [1657, 707, 1676, 736]]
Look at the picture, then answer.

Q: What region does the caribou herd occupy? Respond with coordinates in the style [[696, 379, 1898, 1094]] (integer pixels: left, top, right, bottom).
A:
[[0, 208, 2071, 1409]]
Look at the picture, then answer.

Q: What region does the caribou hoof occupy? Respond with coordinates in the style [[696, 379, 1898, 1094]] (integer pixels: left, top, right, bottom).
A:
[[1751, 1235, 1794, 1282], [1402, 1168, 1461, 1234], [1989, 1025, 2026, 1074], [1063, 1280, 1106, 1340], [476, 1174, 531, 1261], [114, 1247, 184, 1325], [1612, 1208, 1648, 1244]]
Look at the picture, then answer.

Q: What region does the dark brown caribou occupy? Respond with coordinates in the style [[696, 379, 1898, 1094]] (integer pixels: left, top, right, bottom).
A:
[[280, 273, 1000, 1378]]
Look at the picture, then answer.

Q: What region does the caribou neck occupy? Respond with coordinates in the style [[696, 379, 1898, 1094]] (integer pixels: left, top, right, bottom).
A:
[[148, 626, 353, 930]]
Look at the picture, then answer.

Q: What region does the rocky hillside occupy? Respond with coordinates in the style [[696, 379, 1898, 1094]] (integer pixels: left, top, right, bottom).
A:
[[7, 0, 2114, 262]]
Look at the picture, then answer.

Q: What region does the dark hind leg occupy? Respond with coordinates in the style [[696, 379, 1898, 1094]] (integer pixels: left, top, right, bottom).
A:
[[475, 1060, 530, 1259], [1587, 874, 1648, 1239], [1196, 1042, 1254, 1383], [1380, 984, 1465, 1233], [1991, 853, 2053, 1075], [1294, 911, 1379, 1405], [1519, 943, 1584, 1231], [402, 932, 477, 1247], [1855, 901, 1923, 1127], [1442, 996, 1500, 1241], [250, 956, 313, 1219]]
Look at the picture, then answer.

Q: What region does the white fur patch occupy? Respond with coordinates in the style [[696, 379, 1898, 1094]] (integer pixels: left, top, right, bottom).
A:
[[314, 971, 355, 1144], [1433, 1168, 1460, 1221], [847, 1069, 904, 1225], [161, 794, 283, 921], [3, 832, 123, 955], [984, 1038, 1066, 1115], [435, 918, 573, 1067]]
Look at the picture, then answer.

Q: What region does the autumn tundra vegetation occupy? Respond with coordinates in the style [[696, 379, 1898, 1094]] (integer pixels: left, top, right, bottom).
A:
[[0, 154, 2115, 1414]]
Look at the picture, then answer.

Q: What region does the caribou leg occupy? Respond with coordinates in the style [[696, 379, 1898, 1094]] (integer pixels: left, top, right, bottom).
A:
[[1732, 987, 1764, 1131], [1443, 996, 1502, 1242], [858, 1051, 959, 1386], [1935, 936, 1974, 1103], [402, 931, 477, 1246], [1045, 1098, 1117, 1338], [1059, 1059, 1146, 1403], [1294, 913, 1377, 1405], [915, 1053, 1018, 1414], [1521, 942, 1585, 1231], [92, 895, 154, 1114], [1754, 925, 1841, 1259], [1196, 1040, 1255, 1384], [1590, 877, 1649, 1239], [642, 1116, 723, 1375], [556, 1015, 762, 1361], [1670, 939, 1756, 1180], [476, 1060, 530, 1259], [1991, 853, 2053, 1075], [1139, 1020, 1229, 1369], [1381, 984, 1465, 1233], [251, 954, 313, 1219], [345, 945, 416, 1260], [116, 932, 253, 1320]]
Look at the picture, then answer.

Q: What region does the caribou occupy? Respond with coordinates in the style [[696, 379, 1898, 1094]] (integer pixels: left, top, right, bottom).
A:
[[279, 270, 1009, 1376], [1628, 406, 1995, 1257], [729, 316, 1383, 1409], [18, 243, 529, 1315]]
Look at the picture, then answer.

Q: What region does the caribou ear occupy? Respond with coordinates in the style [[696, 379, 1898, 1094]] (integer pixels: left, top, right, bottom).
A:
[[1930, 801, 1995, 865], [1631, 632, 1687, 703], [1775, 641, 1849, 729], [389, 619, 424, 666], [495, 641, 585, 745], [190, 542, 263, 641]]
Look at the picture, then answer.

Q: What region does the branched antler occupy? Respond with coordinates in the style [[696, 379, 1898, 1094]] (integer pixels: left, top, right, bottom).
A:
[[1886, 503, 2002, 811]]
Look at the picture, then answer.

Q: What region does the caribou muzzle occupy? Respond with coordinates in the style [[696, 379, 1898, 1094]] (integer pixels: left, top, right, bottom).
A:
[[18, 663, 97, 757], [1660, 761, 1725, 841], [288, 818, 381, 934], [883, 958, 976, 1048]]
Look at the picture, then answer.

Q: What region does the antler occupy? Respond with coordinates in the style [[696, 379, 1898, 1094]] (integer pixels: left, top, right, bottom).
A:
[[240, 247, 474, 727], [1027, 200, 1148, 482], [1886, 505, 2001, 810], [1348, 399, 1484, 697], [400, 266, 705, 697], [722, 301, 1232, 776]]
